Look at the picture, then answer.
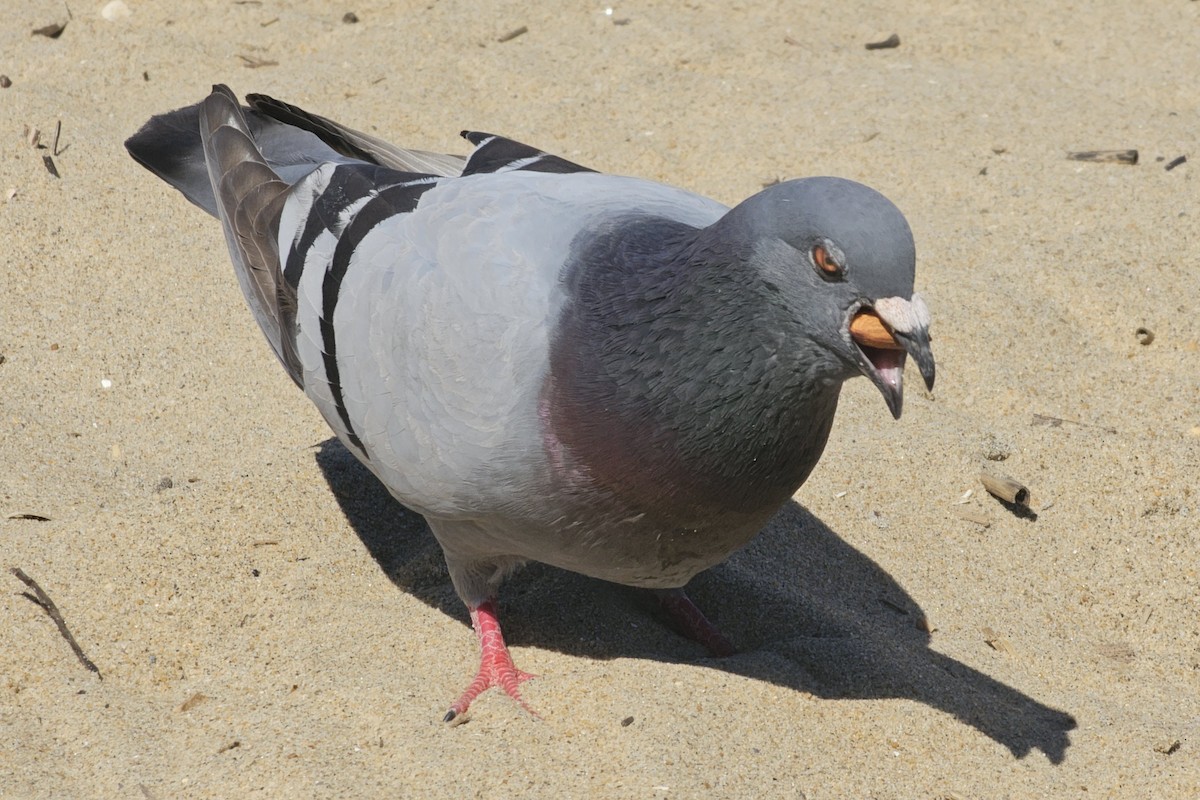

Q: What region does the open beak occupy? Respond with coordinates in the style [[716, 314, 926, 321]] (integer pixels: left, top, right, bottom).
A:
[[848, 293, 935, 420]]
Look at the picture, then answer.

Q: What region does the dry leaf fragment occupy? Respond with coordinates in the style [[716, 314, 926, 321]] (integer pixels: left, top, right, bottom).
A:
[[982, 626, 1013, 654], [179, 692, 209, 711]]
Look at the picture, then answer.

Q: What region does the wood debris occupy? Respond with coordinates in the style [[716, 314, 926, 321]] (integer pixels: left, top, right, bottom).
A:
[[981, 626, 1012, 654], [865, 33, 900, 50], [238, 54, 278, 68], [10, 568, 102, 679], [954, 507, 992, 527], [498, 25, 528, 43], [1067, 149, 1138, 165], [980, 470, 1029, 507], [32, 22, 67, 39], [179, 692, 209, 712], [1154, 739, 1181, 756]]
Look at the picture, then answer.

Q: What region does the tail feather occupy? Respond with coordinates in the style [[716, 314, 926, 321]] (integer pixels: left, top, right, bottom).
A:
[[247, 92, 466, 177], [197, 85, 303, 385], [124, 89, 374, 217], [124, 85, 471, 391], [126, 102, 219, 215]]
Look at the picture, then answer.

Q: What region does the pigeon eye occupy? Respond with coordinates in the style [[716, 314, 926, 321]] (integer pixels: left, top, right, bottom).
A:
[[812, 243, 842, 277]]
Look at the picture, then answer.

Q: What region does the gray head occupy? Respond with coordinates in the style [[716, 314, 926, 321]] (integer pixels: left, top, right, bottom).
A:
[[710, 176, 935, 418]]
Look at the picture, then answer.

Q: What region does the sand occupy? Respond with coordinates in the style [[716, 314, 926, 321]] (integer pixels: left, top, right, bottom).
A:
[[2, 1, 1198, 797]]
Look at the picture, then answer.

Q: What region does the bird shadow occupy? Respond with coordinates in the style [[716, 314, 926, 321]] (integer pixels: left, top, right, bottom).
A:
[[314, 438, 1075, 762]]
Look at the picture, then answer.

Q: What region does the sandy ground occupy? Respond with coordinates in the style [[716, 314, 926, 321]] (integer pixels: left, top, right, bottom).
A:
[[2, 1, 1198, 797]]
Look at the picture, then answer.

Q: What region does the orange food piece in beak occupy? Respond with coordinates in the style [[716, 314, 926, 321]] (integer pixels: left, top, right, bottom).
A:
[[849, 309, 903, 350]]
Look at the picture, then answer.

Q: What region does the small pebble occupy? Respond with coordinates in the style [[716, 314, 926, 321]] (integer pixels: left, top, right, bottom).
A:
[[343, 11, 359, 23], [0, 76, 11, 89], [100, 378, 113, 389], [101, 1, 131, 21]]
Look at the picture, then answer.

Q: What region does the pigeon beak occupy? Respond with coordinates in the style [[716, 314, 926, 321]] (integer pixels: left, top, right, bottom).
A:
[[848, 293, 935, 420]]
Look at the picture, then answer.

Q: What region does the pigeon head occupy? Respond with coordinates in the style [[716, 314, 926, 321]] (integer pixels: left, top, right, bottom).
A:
[[714, 176, 935, 419]]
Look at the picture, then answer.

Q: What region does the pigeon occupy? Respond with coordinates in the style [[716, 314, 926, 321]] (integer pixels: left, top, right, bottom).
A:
[[126, 85, 934, 721]]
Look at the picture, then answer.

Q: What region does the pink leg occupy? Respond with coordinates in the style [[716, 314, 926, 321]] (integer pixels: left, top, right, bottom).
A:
[[655, 589, 736, 657], [443, 600, 538, 722]]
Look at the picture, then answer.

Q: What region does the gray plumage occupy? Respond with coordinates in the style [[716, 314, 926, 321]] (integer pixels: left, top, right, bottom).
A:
[[126, 85, 935, 717]]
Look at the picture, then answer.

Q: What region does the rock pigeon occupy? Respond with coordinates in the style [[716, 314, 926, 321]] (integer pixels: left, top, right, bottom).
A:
[[126, 85, 935, 721]]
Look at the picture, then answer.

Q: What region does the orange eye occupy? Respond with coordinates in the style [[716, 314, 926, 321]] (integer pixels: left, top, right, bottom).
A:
[[812, 243, 841, 276]]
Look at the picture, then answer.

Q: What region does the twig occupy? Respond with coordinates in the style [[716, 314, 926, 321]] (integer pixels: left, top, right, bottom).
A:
[[10, 567, 102, 679], [497, 25, 528, 43], [52, 120, 62, 157], [1164, 155, 1187, 171], [954, 507, 992, 527], [238, 54, 278, 68], [1031, 412, 1117, 434], [1067, 149, 1138, 165], [865, 33, 900, 50]]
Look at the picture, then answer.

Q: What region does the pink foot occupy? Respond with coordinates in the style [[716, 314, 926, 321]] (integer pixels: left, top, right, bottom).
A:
[[443, 600, 538, 722], [655, 588, 736, 657]]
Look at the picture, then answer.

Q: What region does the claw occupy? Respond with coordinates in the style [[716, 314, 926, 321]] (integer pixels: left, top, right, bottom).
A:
[[445, 600, 539, 722]]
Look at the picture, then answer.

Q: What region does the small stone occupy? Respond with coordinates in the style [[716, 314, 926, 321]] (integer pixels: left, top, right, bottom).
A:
[[101, 1, 132, 21], [0, 76, 11, 89], [342, 11, 359, 23]]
